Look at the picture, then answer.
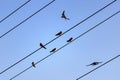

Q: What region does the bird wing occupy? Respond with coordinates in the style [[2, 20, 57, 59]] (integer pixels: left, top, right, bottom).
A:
[[62, 10, 65, 16]]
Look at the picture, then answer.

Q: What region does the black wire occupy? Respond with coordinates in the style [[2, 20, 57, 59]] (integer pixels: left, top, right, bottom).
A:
[[62, 0, 117, 35], [0, 0, 55, 39], [0, 48, 41, 75], [0, 0, 115, 75], [9, 66, 33, 80], [0, 0, 55, 75], [9, 10, 120, 80], [76, 55, 120, 80], [73, 10, 120, 42], [0, 0, 31, 23]]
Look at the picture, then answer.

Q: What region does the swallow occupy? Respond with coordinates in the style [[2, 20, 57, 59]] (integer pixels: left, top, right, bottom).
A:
[[40, 43, 46, 49], [61, 10, 70, 20], [50, 48, 56, 53], [67, 37, 73, 42], [55, 31, 62, 36], [32, 62, 36, 68], [86, 62, 102, 66]]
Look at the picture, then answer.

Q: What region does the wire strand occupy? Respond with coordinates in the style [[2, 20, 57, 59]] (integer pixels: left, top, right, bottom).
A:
[[0, 0, 55, 39], [62, 0, 117, 35], [76, 55, 120, 80], [0, 0, 116, 75], [9, 10, 120, 80], [0, 0, 31, 23]]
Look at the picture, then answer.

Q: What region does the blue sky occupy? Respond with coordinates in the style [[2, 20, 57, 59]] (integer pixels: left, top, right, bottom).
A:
[[0, 0, 120, 80]]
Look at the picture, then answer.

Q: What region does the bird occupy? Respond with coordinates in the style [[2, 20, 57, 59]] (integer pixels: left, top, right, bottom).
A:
[[40, 43, 46, 49], [55, 31, 62, 36], [50, 48, 56, 53], [86, 62, 102, 66], [67, 37, 73, 42], [32, 62, 36, 68], [61, 10, 70, 20]]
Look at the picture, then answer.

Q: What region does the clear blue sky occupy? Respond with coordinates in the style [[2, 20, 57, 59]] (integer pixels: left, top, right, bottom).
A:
[[0, 0, 120, 80]]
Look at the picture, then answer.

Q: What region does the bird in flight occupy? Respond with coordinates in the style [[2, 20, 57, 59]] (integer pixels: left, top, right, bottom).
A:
[[50, 48, 56, 53], [55, 31, 62, 36], [61, 10, 70, 20], [86, 62, 102, 66], [67, 37, 73, 42], [40, 43, 46, 49], [32, 62, 36, 68]]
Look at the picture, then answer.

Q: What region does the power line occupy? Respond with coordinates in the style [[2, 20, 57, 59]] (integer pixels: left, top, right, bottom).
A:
[[0, 0, 31, 23], [76, 55, 120, 80], [0, 0, 55, 39], [0, 0, 115, 75], [62, 0, 117, 35], [9, 10, 120, 80]]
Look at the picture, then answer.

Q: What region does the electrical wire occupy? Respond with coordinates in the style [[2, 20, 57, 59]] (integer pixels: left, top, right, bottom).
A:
[[62, 0, 117, 35], [0, 0, 55, 39], [76, 55, 120, 80], [0, 0, 31, 23], [0, 0, 116, 75], [9, 10, 120, 80]]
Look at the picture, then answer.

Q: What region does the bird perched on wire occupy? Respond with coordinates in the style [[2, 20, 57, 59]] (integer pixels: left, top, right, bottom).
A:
[[50, 48, 56, 53], [67, 37, 73, 42], [86, 62, 102, 66], [32, 62, 36, 68], [55, 31, 62, 36], [40, 43, 46, 49], [61, 10, 70, 20]]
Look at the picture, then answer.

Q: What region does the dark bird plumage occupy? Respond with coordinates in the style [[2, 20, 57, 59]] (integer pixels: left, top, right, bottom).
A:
[[67, 37, 73, 42], [50, 48, 56, 53], [61, 10, 70, 20], [32, 62, 36, 68], [86, 62, 102, 66], [40, 43, 46, 49], [55, 31, 62, 36]]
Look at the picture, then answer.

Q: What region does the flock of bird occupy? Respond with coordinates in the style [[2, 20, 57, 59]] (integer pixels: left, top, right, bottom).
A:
[[31, 10, 102, 68]]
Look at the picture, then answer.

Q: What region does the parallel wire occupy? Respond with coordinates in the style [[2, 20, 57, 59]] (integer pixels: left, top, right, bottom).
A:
[[76, 55, 120, 80], [0, 0, 55, 39], [62, 0, 117, 35], [9, 10, 120, 80], [0, 0, 116, 75], [0, 0, 31, 23], [45, 0, 117, 45]]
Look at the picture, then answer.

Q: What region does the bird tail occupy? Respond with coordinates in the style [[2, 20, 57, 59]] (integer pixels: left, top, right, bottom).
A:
[[66, 18, 70, 20], [86, 64, 91, 66], [99, 62, 102, 63], [67, 40, 69, 42], [43, 46, 46, 49], [55, 34, 58, 36]]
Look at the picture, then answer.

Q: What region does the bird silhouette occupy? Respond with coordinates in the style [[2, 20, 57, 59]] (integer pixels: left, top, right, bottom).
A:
[[32, 62, 36, 68], [50, 48, 56, 53], [67, 37, 73, 42], [61, 10, 70, 20], [55, 31, 62, 36], [40, 43, 46, 49], [86, 62, 102, 66]]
